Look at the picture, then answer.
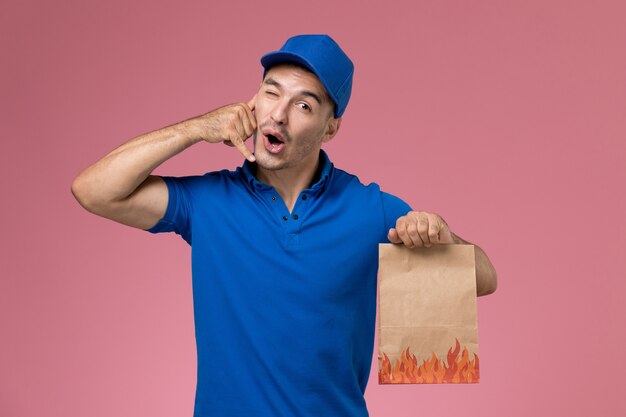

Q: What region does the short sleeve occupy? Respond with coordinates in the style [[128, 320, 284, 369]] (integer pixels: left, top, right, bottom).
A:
[[145, 176, 193, 245], [380, 191, 413, 234]]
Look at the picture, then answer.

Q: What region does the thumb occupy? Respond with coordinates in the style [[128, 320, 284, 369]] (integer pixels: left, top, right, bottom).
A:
[[247, 94, 256, 112], [387, 228, 401, 243]]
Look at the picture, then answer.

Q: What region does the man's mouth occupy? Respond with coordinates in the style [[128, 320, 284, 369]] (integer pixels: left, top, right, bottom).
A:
[[263, 133, 285, 154], [262, 129, 286, 155]]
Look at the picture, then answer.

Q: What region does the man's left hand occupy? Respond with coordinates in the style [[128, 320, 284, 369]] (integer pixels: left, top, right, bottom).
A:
[[388, 211, 455, 248]]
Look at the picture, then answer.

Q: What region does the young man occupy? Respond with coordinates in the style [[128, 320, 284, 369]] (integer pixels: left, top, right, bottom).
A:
[[72, 34, 496, 417]]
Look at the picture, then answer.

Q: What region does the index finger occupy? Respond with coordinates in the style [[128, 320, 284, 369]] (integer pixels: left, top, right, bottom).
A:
[[387, 228, 402, 244]]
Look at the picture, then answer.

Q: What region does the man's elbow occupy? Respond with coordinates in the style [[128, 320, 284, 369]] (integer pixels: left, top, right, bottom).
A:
[[71, 176, 89, 207], [477, 271, 498, 297], [71, 175, 104, 214]]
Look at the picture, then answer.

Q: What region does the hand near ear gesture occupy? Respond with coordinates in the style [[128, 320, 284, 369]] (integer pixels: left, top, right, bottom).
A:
[[189, 95, 257, 162]]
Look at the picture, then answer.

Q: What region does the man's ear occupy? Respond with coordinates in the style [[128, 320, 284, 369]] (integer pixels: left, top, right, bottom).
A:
[[322, 117, 342, 143]]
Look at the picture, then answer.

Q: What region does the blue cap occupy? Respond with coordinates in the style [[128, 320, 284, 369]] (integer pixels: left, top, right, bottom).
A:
[[260, 34, 354, 118]]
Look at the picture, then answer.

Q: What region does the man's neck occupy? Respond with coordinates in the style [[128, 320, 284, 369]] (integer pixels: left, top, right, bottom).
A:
[[254, 156, 321, 213]]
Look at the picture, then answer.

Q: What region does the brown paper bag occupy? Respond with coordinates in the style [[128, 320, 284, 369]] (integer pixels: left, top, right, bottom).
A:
[[377, 243, 480, 384]]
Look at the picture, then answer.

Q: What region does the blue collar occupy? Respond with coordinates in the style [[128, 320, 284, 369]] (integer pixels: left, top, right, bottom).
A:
[[241, 149, 333, 193]]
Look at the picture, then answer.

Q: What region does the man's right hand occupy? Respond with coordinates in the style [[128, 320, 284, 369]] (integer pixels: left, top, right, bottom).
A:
[[71, 94, 259, 231], [188, 95, 257, 162]]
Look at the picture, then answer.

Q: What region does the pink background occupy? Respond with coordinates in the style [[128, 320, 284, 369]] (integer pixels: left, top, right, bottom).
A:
[[2, 0, 625, 416]]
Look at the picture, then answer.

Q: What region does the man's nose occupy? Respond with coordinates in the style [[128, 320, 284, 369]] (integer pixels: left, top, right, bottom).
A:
[[269, 100, 288, 125]]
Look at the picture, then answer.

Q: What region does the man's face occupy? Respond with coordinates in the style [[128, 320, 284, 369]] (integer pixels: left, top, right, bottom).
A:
[[252, 63, 340, 171]]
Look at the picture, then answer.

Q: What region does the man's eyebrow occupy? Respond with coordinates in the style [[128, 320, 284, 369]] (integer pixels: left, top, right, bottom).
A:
[[263, 77, 324, 105]]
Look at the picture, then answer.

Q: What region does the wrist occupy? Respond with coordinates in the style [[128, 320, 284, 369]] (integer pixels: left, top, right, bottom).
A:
[[176, 119, 204, 146]]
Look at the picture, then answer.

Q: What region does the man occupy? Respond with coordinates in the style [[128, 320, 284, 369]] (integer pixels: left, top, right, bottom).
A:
[[72, 34, 497, 417]]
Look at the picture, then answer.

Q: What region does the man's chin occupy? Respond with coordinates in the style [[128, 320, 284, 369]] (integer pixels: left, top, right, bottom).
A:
[[254, 152, 287, 171]]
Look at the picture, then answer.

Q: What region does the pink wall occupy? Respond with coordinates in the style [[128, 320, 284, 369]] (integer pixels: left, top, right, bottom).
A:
[[2, 0, 625, 416]]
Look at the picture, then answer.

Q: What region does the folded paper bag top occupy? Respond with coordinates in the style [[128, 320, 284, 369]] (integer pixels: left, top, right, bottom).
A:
[[377, 243, 480, 384]]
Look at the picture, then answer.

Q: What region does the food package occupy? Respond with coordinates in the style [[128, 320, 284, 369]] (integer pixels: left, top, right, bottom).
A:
[[378, 244, 480, 384]]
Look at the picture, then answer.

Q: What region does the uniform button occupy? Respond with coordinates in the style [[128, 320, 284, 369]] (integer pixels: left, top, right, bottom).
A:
[[292, 214, 299, 220], [272, 196, 276, 201], [302, 195, 307, 200], [282, 215, 288, 221]]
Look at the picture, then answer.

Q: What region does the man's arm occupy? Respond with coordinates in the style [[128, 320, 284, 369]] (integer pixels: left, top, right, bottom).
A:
[[451, 232, 497, 297], [388, 211, 498, 297], [71, 96, 257, 230]]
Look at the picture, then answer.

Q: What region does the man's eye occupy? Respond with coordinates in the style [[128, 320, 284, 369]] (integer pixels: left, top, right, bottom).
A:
[[299, 103, 311, 111], [266, 91, 277, 96]]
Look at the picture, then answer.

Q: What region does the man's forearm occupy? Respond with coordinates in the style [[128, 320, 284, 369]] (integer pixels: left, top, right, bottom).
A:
[[72, 119, 201, 207], [452, 233, 498, 297]]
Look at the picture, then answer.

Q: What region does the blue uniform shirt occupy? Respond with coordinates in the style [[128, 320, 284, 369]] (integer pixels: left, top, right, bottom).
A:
[[147, 150, 412, 417]]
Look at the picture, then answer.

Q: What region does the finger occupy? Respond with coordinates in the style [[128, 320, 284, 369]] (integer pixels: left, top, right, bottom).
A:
[[388, 228, 401, 244], [241, 106, 256, 138], [428, 216, 441, 245], [247, 94, 256, 112], [232, 114, 246, 141], [230, 135, 256, 162], [396, 220, 416, 248], [406, 220, 424, 248], [416, 216, 431, 247]]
